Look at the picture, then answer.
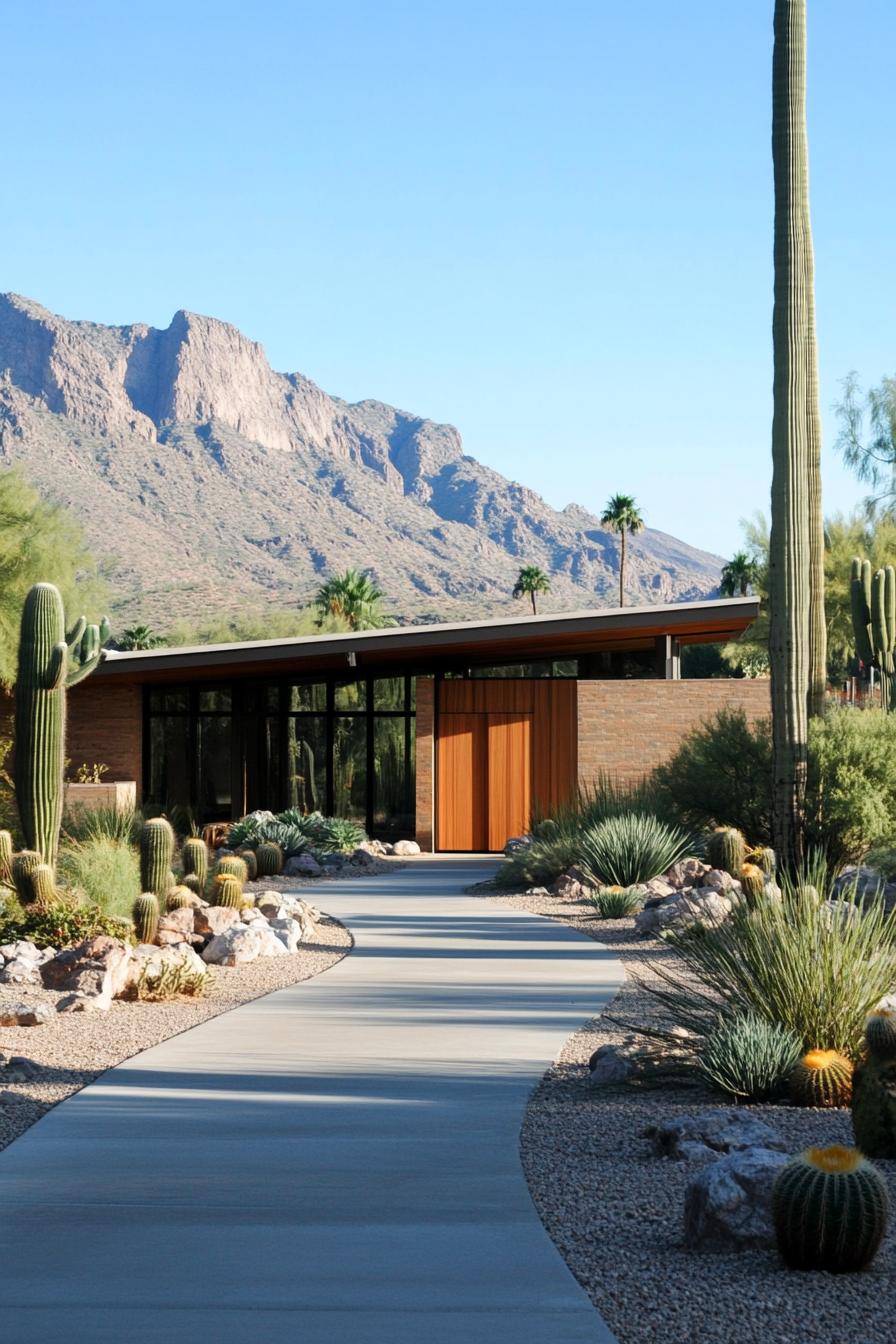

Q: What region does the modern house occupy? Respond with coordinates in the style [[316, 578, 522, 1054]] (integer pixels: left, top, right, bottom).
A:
[[61, 596, 765, 853]]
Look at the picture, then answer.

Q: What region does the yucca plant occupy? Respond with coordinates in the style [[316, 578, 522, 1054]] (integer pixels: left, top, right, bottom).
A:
[[697, 1012, 802, 1102], [637, 855, 896, 1059], [579, 813, 691, 888]]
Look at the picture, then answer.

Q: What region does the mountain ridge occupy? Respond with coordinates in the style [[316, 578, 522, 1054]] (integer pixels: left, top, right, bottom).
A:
[[0, 292, 722, 630]]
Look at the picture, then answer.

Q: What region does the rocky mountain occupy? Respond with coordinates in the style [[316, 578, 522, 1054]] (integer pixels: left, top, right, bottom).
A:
[[0, 293, 722, 630]]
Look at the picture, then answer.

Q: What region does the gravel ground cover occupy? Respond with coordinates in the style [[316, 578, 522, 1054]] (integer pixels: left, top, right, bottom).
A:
[[0, 911, 351, 1153], [481, 884, 896, 1344]]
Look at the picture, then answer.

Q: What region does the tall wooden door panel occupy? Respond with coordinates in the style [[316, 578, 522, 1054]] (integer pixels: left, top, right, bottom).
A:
[[436, 713, 488, 851], [436, 680, 577, 851], [487, 713, 531, 851]]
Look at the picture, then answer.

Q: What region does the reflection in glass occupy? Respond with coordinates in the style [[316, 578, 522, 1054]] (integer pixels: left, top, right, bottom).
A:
[[199, 688, 232, 712], [333, 717, 367, 819], [373, 717, 415, 835], [288, 683, 327, 713], [334, 678, 367, 711], [197, 716, 232, 817], [149, 718, 191, 809], [286, 716, 327, 813], [373, 677, 405, 710]]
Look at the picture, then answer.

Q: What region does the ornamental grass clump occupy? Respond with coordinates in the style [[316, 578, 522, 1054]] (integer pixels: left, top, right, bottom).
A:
[[588, 885, 644, 919], [579, 813, 691, 889], [697, 1012, 802, 1102], [639, 855, 896, 1060]]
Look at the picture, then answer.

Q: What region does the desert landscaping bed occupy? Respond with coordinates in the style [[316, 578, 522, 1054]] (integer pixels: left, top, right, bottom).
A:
[[0, 908, 352, 1154], [482, 884, 896, 1344]]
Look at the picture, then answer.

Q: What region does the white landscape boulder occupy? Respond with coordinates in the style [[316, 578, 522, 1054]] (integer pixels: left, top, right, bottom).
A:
[[40, 935, 133, 1009], [193, 906, 241, 939], [0, 1001, 54, 1027], [392, 840, 421, 856], [254, 926, 289, 958], [202, 925, 265, 966], [127, 941, 207, 988], [267, 916, 304, 953]]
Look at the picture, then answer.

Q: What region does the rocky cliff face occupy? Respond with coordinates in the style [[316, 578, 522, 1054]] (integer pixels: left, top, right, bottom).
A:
[[0, 293, 721, 628]]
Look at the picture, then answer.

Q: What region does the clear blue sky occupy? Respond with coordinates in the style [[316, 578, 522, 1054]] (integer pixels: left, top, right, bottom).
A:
[[3, 1, 893, 557]]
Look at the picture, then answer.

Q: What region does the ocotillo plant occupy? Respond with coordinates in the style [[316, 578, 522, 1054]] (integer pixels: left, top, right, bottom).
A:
[[13, 583, 109, 867]]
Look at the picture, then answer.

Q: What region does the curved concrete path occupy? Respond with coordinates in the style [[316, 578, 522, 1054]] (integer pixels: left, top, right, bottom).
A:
[[0, 857, 622, 1343]]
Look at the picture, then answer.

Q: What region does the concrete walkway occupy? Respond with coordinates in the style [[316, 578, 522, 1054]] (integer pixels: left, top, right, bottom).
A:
[[0, 857, 623, 1343]]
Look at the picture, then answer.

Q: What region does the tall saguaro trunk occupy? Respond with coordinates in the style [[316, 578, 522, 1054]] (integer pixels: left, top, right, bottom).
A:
[[768, 0, 822, 868]]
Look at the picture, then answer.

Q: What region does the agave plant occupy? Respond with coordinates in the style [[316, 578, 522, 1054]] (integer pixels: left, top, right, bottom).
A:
[[697, 1012, 802, 1102], [579, 813, 691, 888]]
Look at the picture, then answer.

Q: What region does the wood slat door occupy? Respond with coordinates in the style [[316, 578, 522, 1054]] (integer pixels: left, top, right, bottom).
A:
[[486, 713, 532, 852], [436, 713, 488, 851]]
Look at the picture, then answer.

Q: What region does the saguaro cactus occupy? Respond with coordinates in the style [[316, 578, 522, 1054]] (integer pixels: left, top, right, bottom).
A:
[[768, 0, 824, 868], [850, 557, 875, 667], [871, 566, 896, 711], [13, 584, 109, 868]]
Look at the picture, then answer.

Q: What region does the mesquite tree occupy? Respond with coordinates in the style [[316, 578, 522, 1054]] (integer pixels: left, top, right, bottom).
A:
[[14, 583, 109, 867], [768, 0, 825, 867]]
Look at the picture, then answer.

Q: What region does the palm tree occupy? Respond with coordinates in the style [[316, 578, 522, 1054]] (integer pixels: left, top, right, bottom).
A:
[[600, 494, 645, 607], [768, 0, 824, 868], [114, 624, 165, 650], [512, 565, 551, 615], [720, 551, 761, 597], [314, 569, 393, 632]]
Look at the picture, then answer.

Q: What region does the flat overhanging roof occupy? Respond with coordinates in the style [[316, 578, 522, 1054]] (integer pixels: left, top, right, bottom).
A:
[[94, 596, 760, 682]]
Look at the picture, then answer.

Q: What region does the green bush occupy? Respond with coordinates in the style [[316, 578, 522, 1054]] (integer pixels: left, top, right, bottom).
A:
[[63, 804, 143, 846], [494, 773, 671, 891], [643, 855, 896, 1059], [57, 835, 140, 921], [805, 708, 896, 869], [226, 810, 366, 856], [697, 1012, 802, 1101], [0, 893, 131, 949], [579, 813, 691, 887], [588, 885, 644, 919], [651, 708, 773, 842]]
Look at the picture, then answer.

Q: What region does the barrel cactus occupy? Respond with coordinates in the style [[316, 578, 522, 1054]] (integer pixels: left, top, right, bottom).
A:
[[865, 1008, 896, 1060], [166, 886, 197, 911], [29, 863, 58, 907], [211, 874, 243, 909], [256, 841, 284, 878], [13, 583, 109, 866], [11, 851, 42, 904], [789, 1049, 854, 1108], [772, 1145, 889, 1272], [750, 845, 777, 876], [140, 818, 175, 898], [132, 892, 160, 944], [739, 863, 765, 905], [706, 826, 746, 878], [237, 848, 258, 881], [852, 1012, 896, 1157], [181, 873, 204, 897], [181, 836, 208, 887], [216, 855, 248, 883]]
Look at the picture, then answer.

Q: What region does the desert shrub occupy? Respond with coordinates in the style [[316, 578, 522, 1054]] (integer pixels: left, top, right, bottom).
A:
[[494, 774, 672, 890], [63, 804, 143, 846], [130, 959, 212, 1001], [0, 892, 131, 949], [226, 810, 366, 855], [697, 1012, 802, 1101], [651, 708, 773, 842], [579, 813, 691, 888], [805, 707, 896, 870], [57, 835, 140, 920], [493, 834, 582, 890], [589, 885, 644, 919], [641, 855, 896, 1059], [866, 844, 896, 880]]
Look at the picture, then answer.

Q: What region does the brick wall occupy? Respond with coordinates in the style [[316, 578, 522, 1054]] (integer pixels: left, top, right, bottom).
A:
[[415, 676, 434, 851], [67, 680, 143, 797], [577, 679, 771, 788]]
